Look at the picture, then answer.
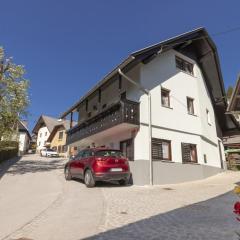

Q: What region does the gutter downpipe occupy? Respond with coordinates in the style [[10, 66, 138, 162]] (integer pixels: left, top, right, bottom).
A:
[[118, 68, 153, 185]]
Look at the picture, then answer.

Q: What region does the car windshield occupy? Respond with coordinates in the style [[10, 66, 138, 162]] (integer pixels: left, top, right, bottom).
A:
[[46, 149, 55, 152], [95, 150, 123, 157]]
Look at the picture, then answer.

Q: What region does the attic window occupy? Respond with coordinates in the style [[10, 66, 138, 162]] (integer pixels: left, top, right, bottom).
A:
[[176, 56, 194, 75]]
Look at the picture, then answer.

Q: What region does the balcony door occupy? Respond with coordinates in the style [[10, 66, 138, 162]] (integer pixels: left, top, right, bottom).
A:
[[120, 138, 134, 161]]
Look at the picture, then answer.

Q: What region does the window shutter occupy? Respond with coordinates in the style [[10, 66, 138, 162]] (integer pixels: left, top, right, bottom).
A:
[[181, 143, 191, 162], [152, 138, 163, 160]]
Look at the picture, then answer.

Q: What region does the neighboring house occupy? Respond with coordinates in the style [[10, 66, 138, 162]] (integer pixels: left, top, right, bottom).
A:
[[47, 120, 73, 157], [224, 76, 240, 148], [18, 121, 31, 155], [32, 115, 61, 152], [60, 27, 238, 185]]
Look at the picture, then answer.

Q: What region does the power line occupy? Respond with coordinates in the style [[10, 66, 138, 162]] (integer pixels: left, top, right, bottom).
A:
[[212, 26, 240, 37], [161, 25, 240, 48]]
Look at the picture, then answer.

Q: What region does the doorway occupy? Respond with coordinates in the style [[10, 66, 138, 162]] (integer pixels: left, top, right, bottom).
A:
[[120, 138, 134, 161]]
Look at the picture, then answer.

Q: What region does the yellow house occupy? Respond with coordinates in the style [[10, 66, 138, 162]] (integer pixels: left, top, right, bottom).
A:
[[47, 121, 70, 157]]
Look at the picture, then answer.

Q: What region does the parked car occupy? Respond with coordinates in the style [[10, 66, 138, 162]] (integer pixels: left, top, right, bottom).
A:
[[64, 148, 131, 187], [41, 148, 59, 157]]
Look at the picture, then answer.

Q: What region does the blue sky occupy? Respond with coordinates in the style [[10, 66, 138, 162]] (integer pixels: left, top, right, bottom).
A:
[[1, 0, 240, 131]]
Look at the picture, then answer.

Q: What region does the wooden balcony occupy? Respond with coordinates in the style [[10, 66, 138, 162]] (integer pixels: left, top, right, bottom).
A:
[[66, 99, 140, 145]]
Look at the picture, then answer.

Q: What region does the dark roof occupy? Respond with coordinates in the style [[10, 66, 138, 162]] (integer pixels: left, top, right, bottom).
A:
[[46, 120, 76, 142], [60, 27, 238, 132], [227, 75, 240, 112], [32, 115, 61, 134], [18, 121, 31, 139]]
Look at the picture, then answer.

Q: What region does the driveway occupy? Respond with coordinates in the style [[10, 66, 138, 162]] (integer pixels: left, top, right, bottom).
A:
[[0, 154, 104, 240], [0, 155, 240, 240]]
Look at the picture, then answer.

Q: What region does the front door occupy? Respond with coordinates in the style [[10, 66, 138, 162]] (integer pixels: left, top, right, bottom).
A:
[[120, 138, 134, 161]]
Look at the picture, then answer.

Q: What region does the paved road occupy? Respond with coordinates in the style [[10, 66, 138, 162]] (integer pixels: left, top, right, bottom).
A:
[[0, 154, 240, 240], [90, 191, 240, 240], [0, 154, 104, 240]]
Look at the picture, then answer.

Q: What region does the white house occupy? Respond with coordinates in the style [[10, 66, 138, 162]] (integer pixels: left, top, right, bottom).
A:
[[60, 28, 238, 185], [18, 121, 31, 155], [32, 115, 60, 152]]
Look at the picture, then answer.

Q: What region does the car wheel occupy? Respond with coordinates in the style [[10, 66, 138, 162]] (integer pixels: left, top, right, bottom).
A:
[[119, 179, 128, 186], [65, 167, 72, 181], [84, 169, 95, 188]]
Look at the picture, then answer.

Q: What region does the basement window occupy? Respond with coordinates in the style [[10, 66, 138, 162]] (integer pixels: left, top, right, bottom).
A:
[[152, 138, 172, 161], [181, 143, 198, 163]]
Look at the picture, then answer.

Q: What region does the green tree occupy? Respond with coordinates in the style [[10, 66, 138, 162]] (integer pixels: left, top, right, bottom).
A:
[[0, 47, 29, 140]]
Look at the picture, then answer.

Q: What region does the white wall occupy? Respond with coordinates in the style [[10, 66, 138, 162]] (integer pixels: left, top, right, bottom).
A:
[[70, 124, 135, 151], [37, 126, 50, 150], [133, 49, 225, 168], [18, 132, 29, 153]]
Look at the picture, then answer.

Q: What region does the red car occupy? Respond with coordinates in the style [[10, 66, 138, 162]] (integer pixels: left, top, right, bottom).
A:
[[64, 148, 131, 187]]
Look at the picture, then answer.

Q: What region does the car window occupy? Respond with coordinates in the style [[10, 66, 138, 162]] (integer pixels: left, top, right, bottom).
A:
[[82, 150, 91, 158], [73, 150, 83, 160], [47, 149, 54, 152], [95, 150, 123, 157]]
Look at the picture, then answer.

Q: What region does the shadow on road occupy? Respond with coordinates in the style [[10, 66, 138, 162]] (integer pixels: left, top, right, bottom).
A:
[[1, 156, 65, 176], [84, 191, 239, 240], [0, 156, 21, 180]]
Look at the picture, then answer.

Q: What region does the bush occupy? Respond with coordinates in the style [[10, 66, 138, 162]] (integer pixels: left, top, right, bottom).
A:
[[0, 141, 18, 163]]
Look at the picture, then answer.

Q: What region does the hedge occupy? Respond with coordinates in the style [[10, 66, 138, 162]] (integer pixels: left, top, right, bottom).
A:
[[0, 141, 18, 163]]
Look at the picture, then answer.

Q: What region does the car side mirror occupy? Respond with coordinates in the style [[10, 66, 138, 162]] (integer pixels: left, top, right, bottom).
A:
[[69, 155, 75, 160]]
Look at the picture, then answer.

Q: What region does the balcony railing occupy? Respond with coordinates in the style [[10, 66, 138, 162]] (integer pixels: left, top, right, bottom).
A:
[[66, 99, 140, 145]]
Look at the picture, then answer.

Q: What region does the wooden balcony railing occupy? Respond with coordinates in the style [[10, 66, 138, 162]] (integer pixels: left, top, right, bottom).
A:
[[66, 99, 139, 145]]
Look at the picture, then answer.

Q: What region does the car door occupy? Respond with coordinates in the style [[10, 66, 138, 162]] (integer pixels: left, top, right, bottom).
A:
[[78, 150, 90, 177], [69, 151, 82, 176], [72, 150, 88, 178]]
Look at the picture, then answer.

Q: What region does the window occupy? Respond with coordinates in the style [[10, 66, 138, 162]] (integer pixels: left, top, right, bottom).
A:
[[161, 88, 170, 108], [40, 133, 42, 138], [187, 97, 194, 115], [176, 56, 194, 75], [45, 132, 47, 136], [152, 138, 171, 161], [38, 141, 41, 146], [181, 143, 198, 163], [82, 150, 94, 158], [58, 145, 62, 153], [95, 150, 123, 157], [93, 105, 98, 111], [62, 145, 68, 153], [58, 131, 63, 140], [206, 109, 211, 125], [120, 138, 134, 161]]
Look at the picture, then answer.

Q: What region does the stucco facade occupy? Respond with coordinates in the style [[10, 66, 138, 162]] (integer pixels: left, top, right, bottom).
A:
[[18, 132, 30, 154], [49, 126, 68, 157], [37, 126, 50, 152], [62, 28, 235, 185]]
